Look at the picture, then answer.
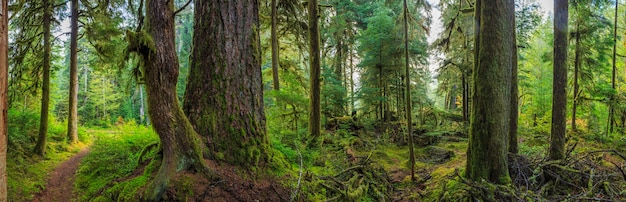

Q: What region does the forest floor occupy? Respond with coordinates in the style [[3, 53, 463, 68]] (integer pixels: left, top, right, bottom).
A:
[[32, 148, 90, 202]]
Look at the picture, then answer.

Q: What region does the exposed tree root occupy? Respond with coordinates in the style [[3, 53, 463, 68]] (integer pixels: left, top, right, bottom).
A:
[[136, 142, 159, 166], [314, 156, 393, 201], [442, 152, 626, 201]]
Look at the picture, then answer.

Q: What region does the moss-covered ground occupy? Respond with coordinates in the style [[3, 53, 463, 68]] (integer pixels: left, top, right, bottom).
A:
[[21, 109, 626, 201]]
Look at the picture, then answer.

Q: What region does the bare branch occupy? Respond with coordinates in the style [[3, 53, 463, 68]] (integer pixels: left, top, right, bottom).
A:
[[173, 0, 192, 17]]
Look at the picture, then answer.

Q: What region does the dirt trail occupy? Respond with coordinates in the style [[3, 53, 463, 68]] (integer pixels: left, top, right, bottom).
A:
[[33, 148, 90, 202]]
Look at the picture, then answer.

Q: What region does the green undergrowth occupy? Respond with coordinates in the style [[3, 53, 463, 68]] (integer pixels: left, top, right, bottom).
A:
[[424, 125, 626, 201], [74, 118, 296, 201], [74, 121, 159, 201], [7, 109, 89, 201]]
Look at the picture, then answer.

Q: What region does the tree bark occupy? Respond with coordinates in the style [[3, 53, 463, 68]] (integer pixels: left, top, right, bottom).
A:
[[549, 0, 568, 160], [309, 0, 322, 138], [609, 0, 618, 134], [34, 0, 52, 156], [572, 22, 580, 132], [183, 0, 271, 167], [128, 0, 215, 199], [509, 4, 519, 154], [271, 0, 280, 90], [334, 39, 344, 116], [0, 0, 8, 199], [403, 0, 415, 181], [67, 0, 79, 144], [462, 72, 468, 125], [465, 0, 513, 184], [350, 44, 354, 113]]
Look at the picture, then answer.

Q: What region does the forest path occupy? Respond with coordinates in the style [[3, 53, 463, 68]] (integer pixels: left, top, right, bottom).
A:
[[32, 148, 90, 202]]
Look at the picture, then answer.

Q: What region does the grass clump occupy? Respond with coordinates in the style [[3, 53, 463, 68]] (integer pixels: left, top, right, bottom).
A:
[[74, 120, 158, 201]]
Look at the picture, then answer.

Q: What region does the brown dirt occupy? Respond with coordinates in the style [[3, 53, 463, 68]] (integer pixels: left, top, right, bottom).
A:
[[162, 159, 291, 202], [32, 148, 90, 202]]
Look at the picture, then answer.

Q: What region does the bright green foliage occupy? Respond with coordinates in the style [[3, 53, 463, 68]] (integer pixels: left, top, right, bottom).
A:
[[175, 0, 194, 102], [322, 66, 348, 117], [569, 0, 614, 133], [356, 0, 429, 121], [87, 71, 122, 123], [518, 20, 554, 132], [6, 108, 85, 201], [74, 122, 158, 201]]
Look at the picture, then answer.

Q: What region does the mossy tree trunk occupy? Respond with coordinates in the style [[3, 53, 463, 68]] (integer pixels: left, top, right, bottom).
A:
[[127, 0, 214, 200], [403, 0, 415, 181], [462, 71, 469, 126], [67, 0, 79, 144], [334, 39, 345, 116], [572, 22, 580, 132], [465, 0, 514, 184], [350, 44, 355, 113], [609, 1, 617, 133], [309, 0, 322, 138], [183, 0, 271, 167], [549, 0, 568, 160], [0, 0, 8, 199], [34, 0, 52, 156], [509, 5, 519, 154], [271, 0, 280, 91]]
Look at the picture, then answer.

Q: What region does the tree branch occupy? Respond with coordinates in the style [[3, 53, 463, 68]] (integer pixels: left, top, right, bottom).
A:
[[135, 0, 145, 32], [173, 0, 192, 17]]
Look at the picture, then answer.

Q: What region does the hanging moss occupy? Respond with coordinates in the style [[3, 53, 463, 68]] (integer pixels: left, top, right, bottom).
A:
[[125, 30, 156, 56]]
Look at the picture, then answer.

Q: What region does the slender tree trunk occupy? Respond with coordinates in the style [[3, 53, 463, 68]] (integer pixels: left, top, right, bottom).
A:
[[127, 0, 215, 199], [309, 0, 322, 138], [609, 1, 618, 134], [34, 0, 52, 156], [396, 72, 400, 116], [350, 46, 354, 113], [549, 0, 568, 160], [403, 0, 415, 181], [449, 85, 457, 110], [139, 85, 145, 124], [509, 6, 519, 154], [0, 0, 8, 199], [102, 77, 107, 119], [183, 0, 271, 166], [67, 0, 79, 144], [271, 0, 280, 90], [334, 39, 344, 116], [572, 22, 580, 132], [67, 0, 78, 144], [462, 72, 468, 125], [465, 0, 513, 184], [378, 64, 383, 121]]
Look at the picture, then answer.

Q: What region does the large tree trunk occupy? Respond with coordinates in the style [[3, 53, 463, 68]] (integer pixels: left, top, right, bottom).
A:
[[127, 0, 214, 199], [0, 0, 8, 199], [549, 0, 568, 160], [67, 0, 79, 144], [183, 0, 270, 167], [271, 0, 280, 90], [465, 0, 513, 184], [34, 0, 52, 156], [309, 0, 322, 138]]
